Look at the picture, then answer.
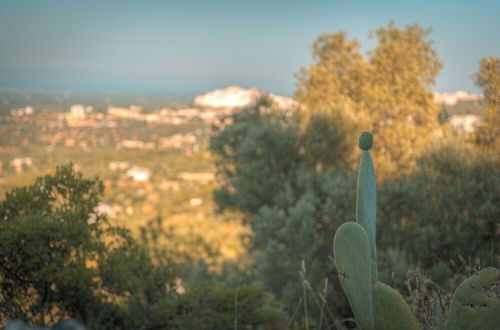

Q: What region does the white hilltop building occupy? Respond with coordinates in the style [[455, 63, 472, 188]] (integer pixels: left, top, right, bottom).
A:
[[449, 114, 481, 134], [433, 91, 482, 106], [126, 166, 151, 182], [194, 86, 299, 110], [108, 106, 143, 120], [70, 104, 93, 117]]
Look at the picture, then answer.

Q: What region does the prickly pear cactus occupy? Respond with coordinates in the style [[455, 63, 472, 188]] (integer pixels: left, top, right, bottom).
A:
[[372, 281, 419, 330], [333, 222, 374, 330], [356, 132, 378, 283], [333, 132, 416, 330], [333, 132, 497, 330], [447, 267, 500, 330]]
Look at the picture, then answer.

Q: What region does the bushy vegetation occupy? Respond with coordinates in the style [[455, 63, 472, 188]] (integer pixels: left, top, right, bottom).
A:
[[210, 23, 499, 328], [210, 98, 500, 327], [0, 165, 286, 329], [0, 165, 176, 328]]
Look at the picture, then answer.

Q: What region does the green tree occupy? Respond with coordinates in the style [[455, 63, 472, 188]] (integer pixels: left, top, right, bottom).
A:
[[210, 98, 304, 215], [474, 56, 500, 146], [0, 165, 177, 328], [210, 97, 353, 216], [0, 165, 107, 325], [296, 22, 442, 180], [295, 31, 368, 113], [211, 99, 359, 321]]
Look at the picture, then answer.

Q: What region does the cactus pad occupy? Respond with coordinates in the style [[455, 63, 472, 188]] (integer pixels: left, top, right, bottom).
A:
[[372, 281, 418, 330], [447, 267, 500, 330], [333, 222, 374, 329]]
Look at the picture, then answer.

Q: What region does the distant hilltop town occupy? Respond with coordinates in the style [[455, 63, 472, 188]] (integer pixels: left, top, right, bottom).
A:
[[194, 86, 299, 109], [3, 87, 482, 118], [2, 87, 485, 138]]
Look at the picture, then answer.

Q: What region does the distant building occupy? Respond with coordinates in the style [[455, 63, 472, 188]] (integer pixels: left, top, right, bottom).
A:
[[159, 180, 180, 191], [178, 172, 215, 183], [108, 161, 130, 171], [65, 105, 95, 127], [121, 140, 145, 149], [11, 106, 34, 116], [449, 114, 481, 134], [70, 104, 93, 117], [11, 157, 32, 173], [199, 111, 217, 121], [177, 108, 201, 118], [159, 134, 196, 149], [126, 166, 151, 182], [144, 113, 159, 122], [64, 139, 76, 147], [434, 91, 482, 106], [108, 106, 143, 120], [189, 198, 203, 206]]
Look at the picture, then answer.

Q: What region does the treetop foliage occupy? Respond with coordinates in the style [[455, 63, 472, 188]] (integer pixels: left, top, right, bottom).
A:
[[296, 22, 442, 180], [474, 56, 500, 147]]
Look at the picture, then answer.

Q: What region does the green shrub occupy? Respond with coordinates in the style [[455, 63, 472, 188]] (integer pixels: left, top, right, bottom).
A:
[[172, 282, 287, 330], [378, 140, 499, 279]]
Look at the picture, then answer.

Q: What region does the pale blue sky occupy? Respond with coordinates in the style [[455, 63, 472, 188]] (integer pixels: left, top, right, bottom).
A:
[[0, 0, 499, 95]]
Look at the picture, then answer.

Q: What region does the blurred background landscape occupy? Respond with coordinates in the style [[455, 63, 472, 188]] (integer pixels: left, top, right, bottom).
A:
[[0, 1, 498, 329]]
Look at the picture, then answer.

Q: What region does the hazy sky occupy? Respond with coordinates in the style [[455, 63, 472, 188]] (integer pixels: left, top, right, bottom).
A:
[[0, 0, 499, 95]]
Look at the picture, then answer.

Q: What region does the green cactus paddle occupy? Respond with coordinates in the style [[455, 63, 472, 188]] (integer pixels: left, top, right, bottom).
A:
[[447, 267, 500, 330], [333, 222, 374, 330], [372, 281, 419, 330]]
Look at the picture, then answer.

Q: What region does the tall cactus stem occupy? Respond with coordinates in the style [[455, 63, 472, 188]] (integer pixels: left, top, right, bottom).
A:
[[356, 132, 378, 283]]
